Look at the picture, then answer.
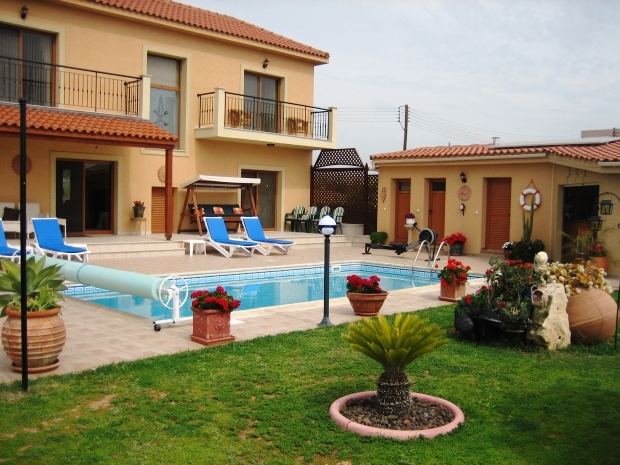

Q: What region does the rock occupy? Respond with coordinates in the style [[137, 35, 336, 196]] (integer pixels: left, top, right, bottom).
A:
[[527, 284, 571, 350]]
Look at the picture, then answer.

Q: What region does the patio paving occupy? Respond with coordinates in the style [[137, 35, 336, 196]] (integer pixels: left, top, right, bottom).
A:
[[0, 241, 617, 385]]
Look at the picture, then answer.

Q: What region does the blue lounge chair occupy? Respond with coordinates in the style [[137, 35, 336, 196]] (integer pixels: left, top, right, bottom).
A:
[[240, 217, 295, 255], [31, 218, 90, 262], [202, 217, 259, 258], [0, 220, 30, 262]]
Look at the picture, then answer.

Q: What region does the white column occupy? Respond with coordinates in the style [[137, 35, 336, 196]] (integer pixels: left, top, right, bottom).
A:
[[214, 87, 226, 136], [140, 74, 151, 120], [328, 106, 338, 143]]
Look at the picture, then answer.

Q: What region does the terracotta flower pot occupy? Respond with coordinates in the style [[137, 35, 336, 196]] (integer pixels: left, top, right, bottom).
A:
[[438, 281, 466, 303], [588, 257, 609, 272], [346, 292, 388, 317], [190, 307, 236, 346], [1, 307, 66, 373], [565, 287, 617, 345]]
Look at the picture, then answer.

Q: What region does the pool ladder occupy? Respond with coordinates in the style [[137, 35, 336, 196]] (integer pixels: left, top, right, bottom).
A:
[[411, 240, 451, 287]]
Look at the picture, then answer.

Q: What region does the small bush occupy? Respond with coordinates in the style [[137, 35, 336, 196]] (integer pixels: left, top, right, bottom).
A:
[[511, 239, 545, 263], [369, 231, 388, 244]]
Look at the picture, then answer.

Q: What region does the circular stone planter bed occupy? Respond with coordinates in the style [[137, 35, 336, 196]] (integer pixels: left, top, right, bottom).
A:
[[329, 391, 465, 440]]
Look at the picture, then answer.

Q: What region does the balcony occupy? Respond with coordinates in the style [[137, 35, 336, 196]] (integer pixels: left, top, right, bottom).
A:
[[195, 88, 337, 150], [0, 56, 147, 117]]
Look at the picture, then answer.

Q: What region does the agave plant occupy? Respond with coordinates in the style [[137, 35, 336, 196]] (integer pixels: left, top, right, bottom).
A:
[[341, 313, 448, 416], [0, 256, 66, 316]]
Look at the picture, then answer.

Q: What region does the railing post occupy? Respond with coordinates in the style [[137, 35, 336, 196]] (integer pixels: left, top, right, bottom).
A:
[[140, 74, 151, 120], [328, 107, 338, 143], [214, 87, 226, 134]]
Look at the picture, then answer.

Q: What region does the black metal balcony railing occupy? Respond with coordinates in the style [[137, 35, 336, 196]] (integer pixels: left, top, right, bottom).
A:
[[0, 56, 141, 116], [197, 91, 331, 140]]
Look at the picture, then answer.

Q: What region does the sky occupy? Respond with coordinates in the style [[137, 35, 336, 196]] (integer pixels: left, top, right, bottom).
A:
[[190, 0, 619, 163]]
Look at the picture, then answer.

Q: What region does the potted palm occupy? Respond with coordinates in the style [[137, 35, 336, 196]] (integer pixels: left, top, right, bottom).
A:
[[190, 286, 240, 346], [332, 314, 463, 439], [345, 274, 388, 317], [0, 256, 67, 373]]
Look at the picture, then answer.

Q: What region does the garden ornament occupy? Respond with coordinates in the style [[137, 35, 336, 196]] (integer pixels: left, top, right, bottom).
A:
[[534, 251, 548, 271]]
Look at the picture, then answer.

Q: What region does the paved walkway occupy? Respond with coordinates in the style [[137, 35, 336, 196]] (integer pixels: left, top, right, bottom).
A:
[[0, 246, 616, 384]]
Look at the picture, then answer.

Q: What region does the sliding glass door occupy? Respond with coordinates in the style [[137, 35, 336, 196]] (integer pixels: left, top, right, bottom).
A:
[[241, 170, 277, 229], [56, 160, 113, 235]]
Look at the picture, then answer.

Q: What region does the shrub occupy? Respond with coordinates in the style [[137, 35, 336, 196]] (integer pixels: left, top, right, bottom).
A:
[[511, 239, 545, 263], [369, 231, 388, 245]]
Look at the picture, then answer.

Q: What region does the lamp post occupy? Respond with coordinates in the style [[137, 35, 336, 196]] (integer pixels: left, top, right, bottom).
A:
[[317, 215, 336, 327]]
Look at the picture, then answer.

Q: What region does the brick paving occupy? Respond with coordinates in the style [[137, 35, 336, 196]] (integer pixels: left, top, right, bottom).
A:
[[1, 244, 616, 385]]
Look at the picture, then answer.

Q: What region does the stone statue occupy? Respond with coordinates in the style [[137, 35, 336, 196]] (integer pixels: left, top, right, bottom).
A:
[[527, 284, 571, 350], [534, 251, 548, 271]]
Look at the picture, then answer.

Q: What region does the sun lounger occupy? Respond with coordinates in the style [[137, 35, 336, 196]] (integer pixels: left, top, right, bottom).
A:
[[31, 218, 90, 262], [0, 220, 31, 262], [240, 217, 295, 255], [202, 217, 259, 258]]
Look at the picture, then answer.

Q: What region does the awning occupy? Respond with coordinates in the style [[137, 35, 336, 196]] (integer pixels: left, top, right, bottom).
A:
[[179, 175, 261, 190]]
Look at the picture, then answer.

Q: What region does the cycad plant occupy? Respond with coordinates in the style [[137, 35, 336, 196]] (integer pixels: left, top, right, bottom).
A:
[[341, 313, 448, 416]]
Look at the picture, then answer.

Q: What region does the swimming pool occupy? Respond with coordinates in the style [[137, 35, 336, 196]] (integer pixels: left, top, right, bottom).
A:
[[65, 263, 442, 320]]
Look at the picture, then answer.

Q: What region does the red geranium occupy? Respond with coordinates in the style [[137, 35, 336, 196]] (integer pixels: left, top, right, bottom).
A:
[[346, 274, 384, 294], [190, 286, 241, 312], [437, 258, 471, 286], [441, 232, 467, 246]]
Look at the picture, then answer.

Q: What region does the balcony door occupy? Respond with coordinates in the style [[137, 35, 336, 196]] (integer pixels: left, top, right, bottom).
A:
[[56, 160, 113, 235], [244, 73, 279, 133], [0, 25, 54, 106], [241, 170, 278, 229]]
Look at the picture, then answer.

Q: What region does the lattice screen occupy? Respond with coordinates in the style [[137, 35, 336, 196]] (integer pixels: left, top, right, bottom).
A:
[[311, 149, 378, 234]]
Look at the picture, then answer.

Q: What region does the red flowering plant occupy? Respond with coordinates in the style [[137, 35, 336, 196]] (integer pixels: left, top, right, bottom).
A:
[[345, 274, 384, 294], [133, 200, 144, 207], [190, 286, 241, 312], [405, 212, 416, 219], [587, 244, 606, 258], [455, 256, 543, 328], [442, 232, 467, 245], [437, 258, 471, 287]]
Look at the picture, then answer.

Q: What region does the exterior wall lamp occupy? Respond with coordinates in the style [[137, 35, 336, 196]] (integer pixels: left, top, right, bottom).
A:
[[460, 171, 467, 183], [589, 191, 620, 231], [21, 5, 28, 19], [263, 59, 269, 69], [459, 203, 465, 216]]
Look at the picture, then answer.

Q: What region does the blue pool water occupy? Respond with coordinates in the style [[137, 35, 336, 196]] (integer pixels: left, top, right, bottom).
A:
[[65, 263, 442, 320]]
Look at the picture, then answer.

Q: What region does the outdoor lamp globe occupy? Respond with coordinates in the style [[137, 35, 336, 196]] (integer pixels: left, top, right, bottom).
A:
[[318, 215, 336, 236]]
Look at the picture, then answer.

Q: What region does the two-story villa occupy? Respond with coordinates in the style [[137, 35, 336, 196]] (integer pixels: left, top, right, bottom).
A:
[[0, 0, 337, 238]]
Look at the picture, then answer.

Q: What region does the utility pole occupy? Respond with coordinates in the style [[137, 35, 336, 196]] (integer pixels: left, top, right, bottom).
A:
[[403, 104, 409, 150]]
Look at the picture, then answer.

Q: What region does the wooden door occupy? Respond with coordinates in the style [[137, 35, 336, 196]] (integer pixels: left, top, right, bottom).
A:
[[429, 180, 445, 239], [394, 180, 410, 243], [151, 187, 176, 233], [485, 178, 511, 249]]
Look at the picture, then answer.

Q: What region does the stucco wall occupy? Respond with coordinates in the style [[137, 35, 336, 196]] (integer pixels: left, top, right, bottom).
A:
[[0, 0, 319, 233], [375, 158, 620, 275]]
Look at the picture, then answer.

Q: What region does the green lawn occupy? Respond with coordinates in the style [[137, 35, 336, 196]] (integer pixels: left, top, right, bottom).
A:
[[0, 297, 618, 465]]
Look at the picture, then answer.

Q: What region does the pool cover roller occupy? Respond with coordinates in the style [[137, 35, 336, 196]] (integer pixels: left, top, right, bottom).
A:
[[40, 255, 169, 301]]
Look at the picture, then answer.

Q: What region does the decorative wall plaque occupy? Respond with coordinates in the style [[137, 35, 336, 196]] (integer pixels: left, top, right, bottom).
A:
[[457, 185, 471, 201], [157, 166, 166, 184], [11, 155, 32, 175]]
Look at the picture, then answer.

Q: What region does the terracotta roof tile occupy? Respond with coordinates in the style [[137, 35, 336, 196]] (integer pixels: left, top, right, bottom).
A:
[[371, 141, 620, 163], [0, 104, 178, 145], [84, 0, 329, 59]]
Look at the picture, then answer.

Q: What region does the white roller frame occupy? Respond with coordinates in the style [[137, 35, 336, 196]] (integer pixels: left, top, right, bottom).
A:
[[153, 276, 190, 331]]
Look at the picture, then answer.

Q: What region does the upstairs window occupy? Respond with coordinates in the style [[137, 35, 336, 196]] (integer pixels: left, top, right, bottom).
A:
[[0, 25, 54, 106], [147, 55, 180, 137]]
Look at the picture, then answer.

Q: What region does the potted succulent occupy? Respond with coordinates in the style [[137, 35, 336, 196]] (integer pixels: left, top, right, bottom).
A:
[[437, 258, 471, 302], [189, 286, 240, 346], [345, 274, 388, 317], [133, 200, 145, 218], [405, 212, 416, 225], [0, 256, 67, 373], [442, 232, 467, 256]]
